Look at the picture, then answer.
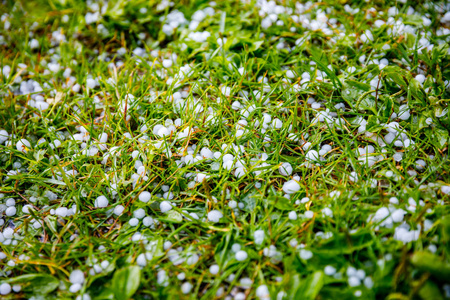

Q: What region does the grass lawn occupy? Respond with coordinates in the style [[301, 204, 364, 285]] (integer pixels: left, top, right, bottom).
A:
[[0, 0, 450, 299]]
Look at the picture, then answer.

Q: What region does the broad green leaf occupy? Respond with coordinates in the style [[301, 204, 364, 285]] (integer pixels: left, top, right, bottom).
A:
[[433, 128, 449, 149], [425, 127, 449, 149], [241, 193, 257, 211], [384, 96, 394, 119], [112, 266, 141, 300], [105, 0, 126, 20], [287, 274, 301, 300], [410, 251, 450, 278], [409, 78, 427, 105], [359, 95, 377, 111], [164, 210, 183, 223], [419, 115, 430, 130], [145, 237, 165, 260], [309, 131, 322, 145], [385, 71, 408, 89], [383, 65, 410, 77], [366, 115, 383, 132], [403, 14, 423, 26], [44, 215, 59, 236], [405, 32, 417, 49], [346, 80, 371, 91], [250, 41, 264, 51], [341, 83, 364, 107], [294, 271, 325, 300], [268, 196, 291, 210], [94, 287, 115, 300], [418, 281, 444, 300], [33, 149, 46, 161], [3, 274, 59, 295]]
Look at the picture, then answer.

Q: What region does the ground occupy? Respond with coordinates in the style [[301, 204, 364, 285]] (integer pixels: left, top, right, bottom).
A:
[[0, 0, 450, 299]]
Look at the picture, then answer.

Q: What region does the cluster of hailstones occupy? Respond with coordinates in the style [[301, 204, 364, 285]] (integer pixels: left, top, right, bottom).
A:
[[1, 1, 450, 297]]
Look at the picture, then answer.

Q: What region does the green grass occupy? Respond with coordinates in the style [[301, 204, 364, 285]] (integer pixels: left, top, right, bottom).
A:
[[0, 0, 450, 299]]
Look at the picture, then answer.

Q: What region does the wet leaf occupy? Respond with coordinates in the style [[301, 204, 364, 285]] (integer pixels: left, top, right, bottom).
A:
[[293, 271, 324, 300], [410, 251, 450, 278], [268, 195, 292, 210], [418, 280, 444, 300], [4, 274, 59, 295], [111, 265, 141, 300]]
